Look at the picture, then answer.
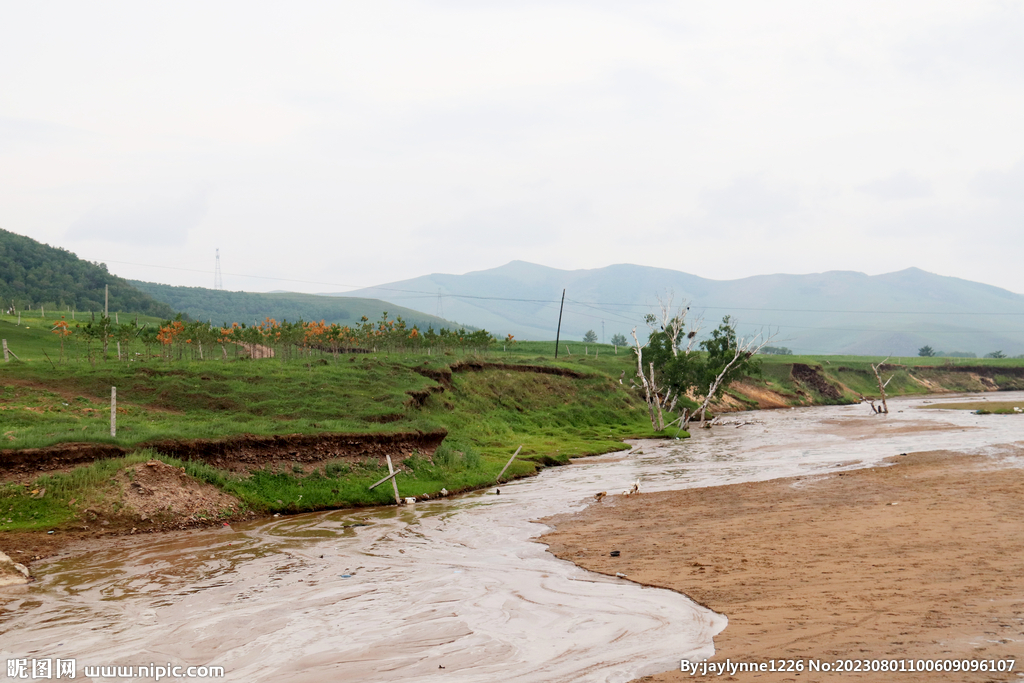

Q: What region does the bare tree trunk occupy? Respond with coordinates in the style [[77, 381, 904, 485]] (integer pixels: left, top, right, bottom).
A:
[[631, 327, 663, 430], [870, 357, 893, 414], [650, 362, 665, 430]]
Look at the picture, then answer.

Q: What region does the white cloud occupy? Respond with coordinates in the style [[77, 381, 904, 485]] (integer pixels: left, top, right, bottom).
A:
[[974, 159, 1024, 202], [700, 176, 800, 224], [0, 1, 1023, 293], [67, 187, 210, 246], [858, 171, 932, 201]]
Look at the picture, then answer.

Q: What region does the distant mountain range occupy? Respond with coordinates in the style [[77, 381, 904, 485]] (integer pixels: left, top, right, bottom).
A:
[[130, 281, 466, 331], [4, 227, 1020, 355], [334, 261, 1024, 356]]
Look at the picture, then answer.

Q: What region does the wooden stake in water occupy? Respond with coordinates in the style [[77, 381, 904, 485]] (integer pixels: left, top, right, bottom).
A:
[[110, 386, 117, 437], [385, 453, 401, 504], [497, 445, 523, 483]]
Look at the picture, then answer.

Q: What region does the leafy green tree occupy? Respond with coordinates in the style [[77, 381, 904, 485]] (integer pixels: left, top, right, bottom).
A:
[[641, 315, 769, 429], [918, 345, 936, 357], [610, 333, 627, 346], [583, 330, 598, 343], [985, 350, 1006, 359]]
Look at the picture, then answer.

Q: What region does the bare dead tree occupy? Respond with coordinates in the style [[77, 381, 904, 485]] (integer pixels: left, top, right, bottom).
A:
[[647, 292, 703, 358], [631, 327, 670, 430], [868, 356, 894, 414]]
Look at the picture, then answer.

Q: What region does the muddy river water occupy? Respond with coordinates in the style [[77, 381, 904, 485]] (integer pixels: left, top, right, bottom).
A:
[[3, 393, 1024, 682]]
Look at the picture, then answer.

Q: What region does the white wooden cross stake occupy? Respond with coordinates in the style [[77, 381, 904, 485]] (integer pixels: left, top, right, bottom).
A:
[[367, 454, 403, 504], [110, 387, 117, 437]]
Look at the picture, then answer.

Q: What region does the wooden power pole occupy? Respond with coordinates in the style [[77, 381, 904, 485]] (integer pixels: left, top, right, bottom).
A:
[[554, 289, 565, 359]]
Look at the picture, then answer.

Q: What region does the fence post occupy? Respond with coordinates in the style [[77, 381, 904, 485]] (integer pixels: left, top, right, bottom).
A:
[[385, 454, 401, 504], [2, 339, 8, 363], [110, 387, 117, 437]]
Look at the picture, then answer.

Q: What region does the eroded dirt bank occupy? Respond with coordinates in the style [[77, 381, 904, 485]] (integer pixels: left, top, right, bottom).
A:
[[541, 448, 1024, 682], [0, 429, 447, 481]]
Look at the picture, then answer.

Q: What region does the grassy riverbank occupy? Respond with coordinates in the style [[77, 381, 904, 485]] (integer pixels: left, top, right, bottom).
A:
[[0, 319, 669, 535], [3, 315, 1024, 540]]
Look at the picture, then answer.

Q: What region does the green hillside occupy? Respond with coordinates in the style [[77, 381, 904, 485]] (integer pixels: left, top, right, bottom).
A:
[[131, 280, 472, 330], [0, 229, 177, 318]]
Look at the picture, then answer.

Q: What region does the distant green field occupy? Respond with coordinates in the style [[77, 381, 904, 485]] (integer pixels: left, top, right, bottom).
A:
[[920, 400, 1024, 414]]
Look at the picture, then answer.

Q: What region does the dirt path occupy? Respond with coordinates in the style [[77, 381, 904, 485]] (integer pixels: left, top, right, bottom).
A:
[[541, 448, 1024, 682]]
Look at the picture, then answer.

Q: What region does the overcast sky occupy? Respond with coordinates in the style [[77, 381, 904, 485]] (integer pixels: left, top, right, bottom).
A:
[[3, 1, 1024, 295]]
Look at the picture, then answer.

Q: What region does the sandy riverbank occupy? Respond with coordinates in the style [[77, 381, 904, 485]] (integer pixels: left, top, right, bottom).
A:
[[541, 447, 1024, 682]]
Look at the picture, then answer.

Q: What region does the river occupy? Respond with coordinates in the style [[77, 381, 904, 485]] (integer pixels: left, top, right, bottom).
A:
[[2, 392, 1023, 682]]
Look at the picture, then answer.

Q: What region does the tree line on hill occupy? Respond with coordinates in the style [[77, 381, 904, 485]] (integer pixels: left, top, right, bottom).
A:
[[0, 229, 176, 319], [917, 345, 1020, 359]]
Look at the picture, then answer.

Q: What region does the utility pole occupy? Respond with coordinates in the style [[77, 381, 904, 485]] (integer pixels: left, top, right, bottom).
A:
[[554, 289, 565, 359], [103, 285, 109, 358], [601, 320, 605, 344]]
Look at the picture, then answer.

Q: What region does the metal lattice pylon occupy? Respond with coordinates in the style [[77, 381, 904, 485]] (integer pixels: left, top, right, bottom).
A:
[[214, 249, 223, 290]]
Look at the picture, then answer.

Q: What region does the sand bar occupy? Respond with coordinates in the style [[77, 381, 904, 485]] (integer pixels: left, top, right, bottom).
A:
[[541, 447, 1024, 682]]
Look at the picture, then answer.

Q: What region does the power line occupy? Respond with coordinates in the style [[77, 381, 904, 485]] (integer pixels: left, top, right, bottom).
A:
[[100, 257, 1024, 318]]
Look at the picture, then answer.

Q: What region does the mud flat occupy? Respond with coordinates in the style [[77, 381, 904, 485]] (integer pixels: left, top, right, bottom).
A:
[[542, 447, 1024, 682]]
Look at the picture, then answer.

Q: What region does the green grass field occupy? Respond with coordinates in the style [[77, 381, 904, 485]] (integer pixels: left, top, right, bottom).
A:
[[0, 318, 671, 530], [4, 315, 1023, 533]]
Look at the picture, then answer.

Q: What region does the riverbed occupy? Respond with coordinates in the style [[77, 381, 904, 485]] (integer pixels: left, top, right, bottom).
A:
[[2, 393, 1022, 682]]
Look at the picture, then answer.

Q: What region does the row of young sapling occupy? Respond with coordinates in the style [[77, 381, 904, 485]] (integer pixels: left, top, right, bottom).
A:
[[11, 311, 504, 365]]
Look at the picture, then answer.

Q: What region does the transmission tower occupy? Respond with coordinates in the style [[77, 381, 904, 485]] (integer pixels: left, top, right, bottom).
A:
[[214, 249, 223, 290], [436, 288, 444, 318]]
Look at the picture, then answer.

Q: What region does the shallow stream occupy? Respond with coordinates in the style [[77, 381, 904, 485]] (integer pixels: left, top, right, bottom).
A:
[[3, 392, 1023, 682]]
